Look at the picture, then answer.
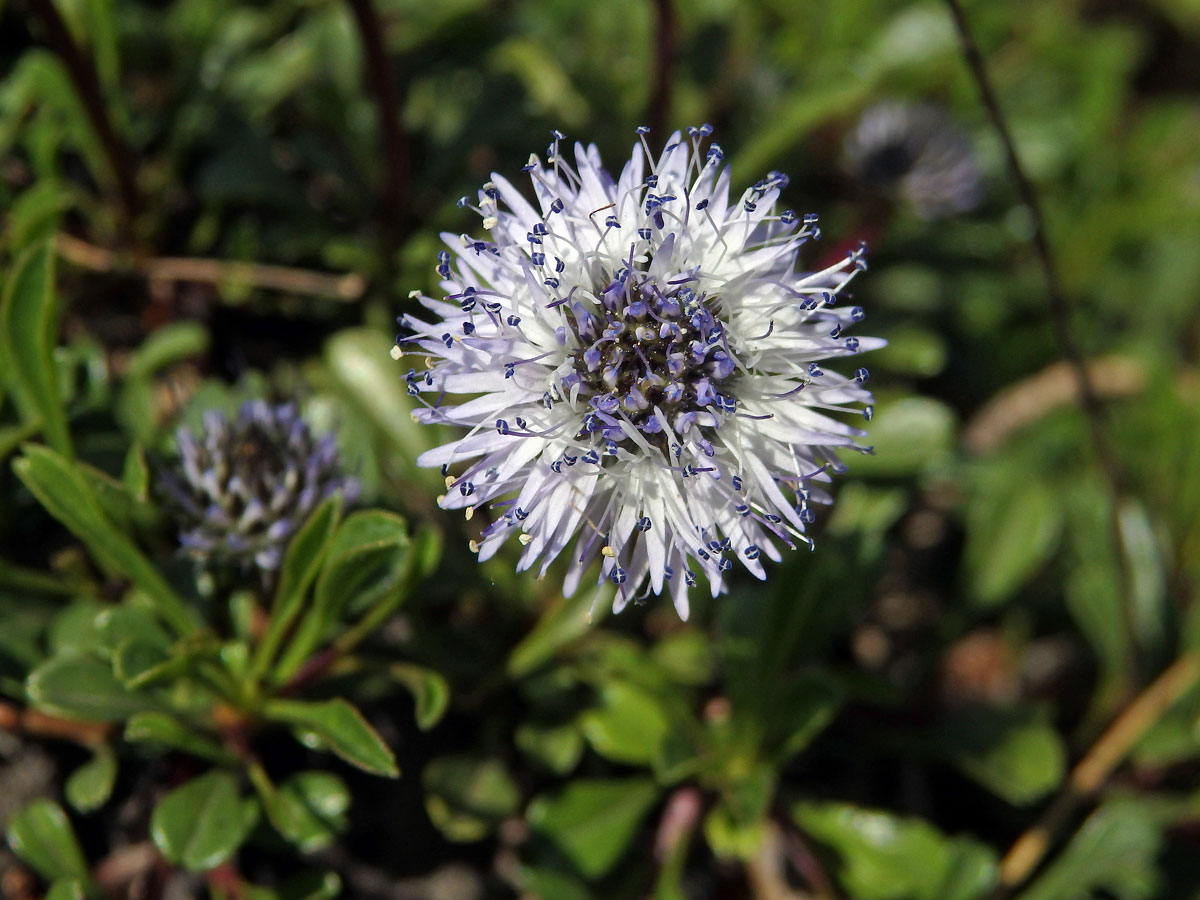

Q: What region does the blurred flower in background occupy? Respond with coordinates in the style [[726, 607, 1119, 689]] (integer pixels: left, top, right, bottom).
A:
[[400, 128, 880, 618], [843, 101, 982, 219], [159, 401, 356, 573]]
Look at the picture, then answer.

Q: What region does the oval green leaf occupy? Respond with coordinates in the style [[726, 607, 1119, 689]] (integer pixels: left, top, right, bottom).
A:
[[527, 778, 659, 880], [422, 754, 520, 842], [150, 770, 252, 872], [578, 681, 670, 766], [5, 799, 90, 882], [388, 662, 450, 731], [791, 801, 997, 900], [264, 698, 398, 777], [259, 771, 351, 852], [0, 241, 71, 456], [124, 712, 235, 764], [26, 652, 153, 721], [65, 748, 117, 813]]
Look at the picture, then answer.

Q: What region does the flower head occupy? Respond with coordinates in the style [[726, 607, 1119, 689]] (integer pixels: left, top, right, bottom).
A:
[[160, 401, 355, 572], [843, 101, 981, 220], [399, 128, 881, 618]]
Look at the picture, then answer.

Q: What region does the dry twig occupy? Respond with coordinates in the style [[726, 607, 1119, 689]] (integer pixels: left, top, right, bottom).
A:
[[55, 233, 367, 301], [0, 700, 112, 747], [963, 355, 1147, 454], [991, 652, 1200, 896]]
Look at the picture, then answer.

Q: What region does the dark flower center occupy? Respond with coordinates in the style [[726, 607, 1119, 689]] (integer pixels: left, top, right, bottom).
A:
[[561, 273, 738, 453], [862, 141, 917, 185]]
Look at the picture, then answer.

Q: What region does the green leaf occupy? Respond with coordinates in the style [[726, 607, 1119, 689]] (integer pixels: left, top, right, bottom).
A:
[[490, 36, 588, 125], [96, 606, 172, 656], [388, 662, 450, 730], [264, 698, 399, 777], [112, 638, 173, 687], [791, 801, 997, 900], [703, 762, 776, 858], [120, 632, 221, 690], [733, 78, 876, 182], [508, 590, 608, 678], [150, 770, 254, 872], [0, 418, 42, 462], [842, 396, 956, 478], [0, 241, 71, 456], [315, 510, 410, 619], [65, 748, 117, 813], [276, 494, 342, 609], [7, 180, 71, 251], [64, 0, 121, 92], [579, 680, 670, 765], [1018, 801, 1161, 900], [122, 443, 151, 502], [514, 866, 591, 900], [770, 673, 843, 761], [422, 754, 521, 842], [528, 778, 659, 880], [649, 629, 713, 686], [279, 870, 343, 900], [48, 599, 106, 656], [45, 880, 87, 900], [243, 871, 343, 900], [1118, 497, 1169, 658], [516, 721, 584, 775], [77, 460, 155, 536], [0, 593, 54, 682], [934, 708, 1066, 806], [966, 476, 1063, 607], [704, 796, 768, 860], [1065, 481, 1134, 710], [251, 495, 341, 680], [720, 550, 868, 708], [324, 328, 442, 489], [124, 321, 209, 380], [276, 510, 413, 680], [6, 799, 90, 882], [871, 326, 948, 377], [124, 712, 235, 764], [721, 764, 776, 829], [13, 445, 196, 635], [257, 771, 351, 852], [26, 652, 153, 721]]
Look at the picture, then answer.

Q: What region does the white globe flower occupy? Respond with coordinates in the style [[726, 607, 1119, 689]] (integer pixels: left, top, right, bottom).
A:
[[397, 128, 882, 619]]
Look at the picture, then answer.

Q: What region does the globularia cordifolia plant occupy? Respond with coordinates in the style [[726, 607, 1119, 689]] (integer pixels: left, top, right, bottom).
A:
[[159, 401, 358, 573], [396, 128, 880, 618], [843, 101, 982, 220]]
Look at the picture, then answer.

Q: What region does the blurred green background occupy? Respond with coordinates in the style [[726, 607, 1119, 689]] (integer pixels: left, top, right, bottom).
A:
[[3, 0, 1200, 898]]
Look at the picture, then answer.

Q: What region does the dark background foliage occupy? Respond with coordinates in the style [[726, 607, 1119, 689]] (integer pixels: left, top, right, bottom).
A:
[[2, 0, 1200, 898]]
